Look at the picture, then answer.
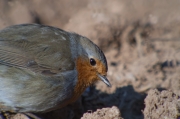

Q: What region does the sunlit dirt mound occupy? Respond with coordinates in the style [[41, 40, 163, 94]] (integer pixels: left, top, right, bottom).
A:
[[144, 89, 180, 119]]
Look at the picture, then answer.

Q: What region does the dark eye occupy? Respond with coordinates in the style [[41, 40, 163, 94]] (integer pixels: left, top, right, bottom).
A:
[[90, 58, 96, 66]]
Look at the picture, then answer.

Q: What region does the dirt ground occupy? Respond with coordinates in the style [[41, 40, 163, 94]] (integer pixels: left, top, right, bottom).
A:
[[0, 0, 180, 119]]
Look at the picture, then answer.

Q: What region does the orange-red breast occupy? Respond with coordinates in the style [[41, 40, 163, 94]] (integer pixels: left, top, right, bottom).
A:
[[0, 24, 111, 113]]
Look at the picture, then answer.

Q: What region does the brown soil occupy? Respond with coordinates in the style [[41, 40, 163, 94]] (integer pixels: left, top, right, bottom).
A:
[[0, 0, 180, 119], [144, 89, 180, 119], [81, 106, 123, 119]]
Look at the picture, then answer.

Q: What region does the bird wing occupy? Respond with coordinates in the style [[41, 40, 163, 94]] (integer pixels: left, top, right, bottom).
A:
[[0, 24, 75, 75]]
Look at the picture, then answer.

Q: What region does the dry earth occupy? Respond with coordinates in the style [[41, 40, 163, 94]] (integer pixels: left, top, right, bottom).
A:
[[0, 0, 180, 119]]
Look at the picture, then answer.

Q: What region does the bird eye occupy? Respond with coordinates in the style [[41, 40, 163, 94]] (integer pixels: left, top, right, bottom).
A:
[[90, 58, 96, 66]]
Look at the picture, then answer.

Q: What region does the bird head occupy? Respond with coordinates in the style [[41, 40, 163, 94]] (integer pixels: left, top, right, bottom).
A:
[[75, 36, 111, 88]]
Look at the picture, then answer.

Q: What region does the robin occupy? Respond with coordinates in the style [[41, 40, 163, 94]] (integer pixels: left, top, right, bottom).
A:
[[0, 24, 111, 113]]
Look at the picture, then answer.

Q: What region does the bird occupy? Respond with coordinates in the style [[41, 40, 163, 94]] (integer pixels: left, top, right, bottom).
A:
[[0, 24, 111, 113]]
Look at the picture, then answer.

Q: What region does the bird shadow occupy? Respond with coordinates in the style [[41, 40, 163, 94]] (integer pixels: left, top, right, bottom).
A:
[[81, 85, 146, 119], [38, 85, 148, 119]]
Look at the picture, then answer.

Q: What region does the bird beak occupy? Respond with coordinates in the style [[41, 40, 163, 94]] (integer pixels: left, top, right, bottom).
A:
[[98, 74, 111, 87]]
